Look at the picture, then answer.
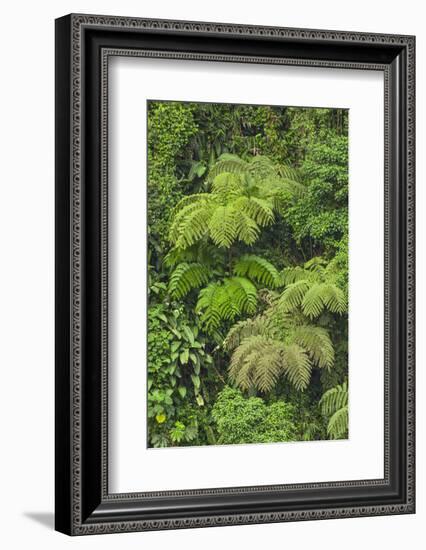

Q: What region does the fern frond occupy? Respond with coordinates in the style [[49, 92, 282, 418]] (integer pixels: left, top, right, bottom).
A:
[[327, 405, 348, 439], [278, 280, 311, 312], [281, 344, 312, 391], [229, 337, 313, 393], [302, 283, 347, 318], [209, 154, 248, 179], [243, 197, 275, 227], [301, 283, 326, 318], [195, 283, 223, 332], [228, 335, 284, 393], [211, 172, 244, 201], [263, 176, 305, 199], [208, 205, 238, 248], [233, 208, 260, 245], [276, 163, 301, 182], [247, 155, 278, 179], [228, 335, 261, 389], [168, 199, 204, 244], [169, 198, 215, 250], [291, 326, 334, 369], [305, 256, 327, 271], [196, 278, 257, 333], [281, 266, 311, 285], [168, 262, 210, 299], [165, 242, 225, 269], [226, 277, 257, 314], [169, 154, 302, 251], [233, 255, 281, 288], [319, 284, 347, 314], [226, 321, 335, 392], [223, 316, 269, 352], [320, 382, 348, 415], [170, 193, 210, 215], [164, 247, 186, 268], [231, 352, 258, 391], [279, 275, 347, 319], [252, 344, 286, 392]]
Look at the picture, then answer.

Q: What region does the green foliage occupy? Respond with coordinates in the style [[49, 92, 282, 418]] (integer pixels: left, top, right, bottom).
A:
[[233, 255, 282, 288], [167, 155, 290, 333], [168, 262, 211, 299], [326, 406, 348, 439], [196, 277, 258, 333], [169, 155, 303, 251], [279, 257, 347, 318], [147, 101, 349, 447], [147, 300, 214, 447], [169, 420, 198, 444], [224, 291, 335, 394], [226, 314, 334, 392], [320, 382, 349, 439], [283, 133, 348, 253], [212, 387, 297, 444], [147, 101, 198, 264]]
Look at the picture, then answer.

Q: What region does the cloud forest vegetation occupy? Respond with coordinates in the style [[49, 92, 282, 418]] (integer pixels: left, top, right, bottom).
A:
[[147, 101, 349, 447]]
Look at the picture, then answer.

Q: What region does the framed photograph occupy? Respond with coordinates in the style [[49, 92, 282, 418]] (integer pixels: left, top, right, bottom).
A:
[[55, 14, 415, 535]]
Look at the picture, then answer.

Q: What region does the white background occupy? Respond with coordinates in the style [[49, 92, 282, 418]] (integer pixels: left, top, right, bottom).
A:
[[109, 58, 384, 492], [0, 0, 423, 548]]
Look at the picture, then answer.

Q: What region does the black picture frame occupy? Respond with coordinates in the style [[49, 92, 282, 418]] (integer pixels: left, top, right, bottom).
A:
[[55, 13, 415, 535]]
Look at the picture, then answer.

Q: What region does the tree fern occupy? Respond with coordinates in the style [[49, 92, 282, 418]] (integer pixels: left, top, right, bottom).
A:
[[196, 278, 258, 333], [320, 382, 349, 439], [281, 265, 315, 285], [229, 335, 285, 392], [168, 262, 210, 299], [320, 283, 347, 314], [195, 282, 224, 332], [278, 280, 311, 312], [239, 196, 275, 227], [320, 382, 348, 415], [210, 171, 243, 200], [232, 207, 261, 244], [225, 277, 258, 313], [279, 257, 347, 318], [281, 344, 312, 391], [208, 205, 239, 248], [169, 195, 215, 249], [223, 315, 270, 352], [327, 406, 348, 439], [226, 311, 335, 393], [169, 154, 304, 251], [233, 255, 282, 288], [292, 325, 334, 369], [164, 242, 224, 269], [208, 153, 249, 180]]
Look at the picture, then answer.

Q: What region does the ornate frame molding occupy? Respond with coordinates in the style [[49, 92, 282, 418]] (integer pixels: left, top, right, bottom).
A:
[[55, 14, 415, 536]]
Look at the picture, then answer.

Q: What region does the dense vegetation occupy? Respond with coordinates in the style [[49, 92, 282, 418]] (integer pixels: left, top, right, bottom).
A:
[[147, 101, 349, 447]]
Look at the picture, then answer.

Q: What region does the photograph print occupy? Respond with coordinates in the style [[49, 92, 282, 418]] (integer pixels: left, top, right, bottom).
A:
[[147, 100, 349, 449]]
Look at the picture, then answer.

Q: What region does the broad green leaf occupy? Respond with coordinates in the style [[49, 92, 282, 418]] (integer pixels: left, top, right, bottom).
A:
[[171, 341, 181, 353], [196, 394, 204, 406], [191, 374, 200, 390], [182, 326, 195, 345], [180, 349, 189, 364]]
